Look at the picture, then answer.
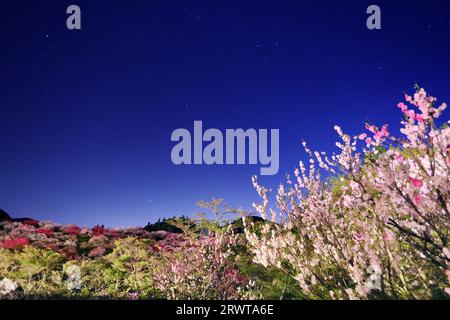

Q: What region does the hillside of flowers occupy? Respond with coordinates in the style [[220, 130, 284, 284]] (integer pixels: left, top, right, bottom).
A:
[[1, 87, 449, 300], [0, 205, 261, 300]]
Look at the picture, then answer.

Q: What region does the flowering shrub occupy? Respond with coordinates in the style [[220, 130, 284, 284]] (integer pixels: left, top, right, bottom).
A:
[[2, 238, 30, 250], [244, 87, 449, 299], [63, 225, 82, 235], [0, 278, 20, 299], [154, 230, 255, 300], [35, 228, 54, 236], [91, 225, 105, 236]]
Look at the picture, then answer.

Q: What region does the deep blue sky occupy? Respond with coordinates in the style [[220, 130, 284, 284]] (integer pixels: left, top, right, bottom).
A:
[[1, 0, 449, 227]]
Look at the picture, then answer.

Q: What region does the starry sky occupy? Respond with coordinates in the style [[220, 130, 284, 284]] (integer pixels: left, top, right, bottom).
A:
[[1, 0, 449, 227]]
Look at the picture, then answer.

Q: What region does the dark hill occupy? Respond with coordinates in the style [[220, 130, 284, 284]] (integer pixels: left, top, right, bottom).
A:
[[0, 209, 11, 222], [231, 216, 265, 233], [0, 209, 39, 225], [144, 216, 190, 233], [144, 215, 266, 234]]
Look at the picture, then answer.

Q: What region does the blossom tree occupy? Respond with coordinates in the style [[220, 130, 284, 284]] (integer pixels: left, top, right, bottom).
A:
[[244, 87, 449, 299]]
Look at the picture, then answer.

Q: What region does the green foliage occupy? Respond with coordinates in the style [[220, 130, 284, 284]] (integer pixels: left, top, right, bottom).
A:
[[195, 198, 244, 233], [0, 247, 67, 297], [103, 238, 159, 298], [235, 245, 305, 300]]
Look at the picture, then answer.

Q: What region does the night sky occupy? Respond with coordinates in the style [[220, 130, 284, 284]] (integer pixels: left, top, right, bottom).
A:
[[1, 0, 449, 227]]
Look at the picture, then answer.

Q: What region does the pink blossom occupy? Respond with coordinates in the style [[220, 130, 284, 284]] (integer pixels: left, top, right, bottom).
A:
[[352, 232, 365, 243], [414, 194, 423, 204], [405, 94, 412, 102], [365, 124, 376, 134], [88, 246, 106, 257], [383, 231, 394, 242], [92, 225, 105, 236], [35, 228, 54, 236], [396, 154, 404, 162], [358, 133, 367, 140], [407, 109, 416, 119], [415, 114, 424, 122], [397, 102, 408, 112], [63, 225, 81, 235], [409, 177, 423, 188]]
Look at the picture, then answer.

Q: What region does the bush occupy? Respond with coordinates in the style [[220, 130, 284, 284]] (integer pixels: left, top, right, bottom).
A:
[[244, 87, 450, 299], [0, 246, 66, 298], [153, 231, 255, 299]]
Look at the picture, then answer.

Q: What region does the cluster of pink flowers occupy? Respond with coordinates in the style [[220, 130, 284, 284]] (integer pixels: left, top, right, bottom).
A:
[[362, 123, 390, 146], [245, 87, 449, 299], [149, 232, 188, 253], [153, 230, 254, 299], [0, 219, 163, 260]]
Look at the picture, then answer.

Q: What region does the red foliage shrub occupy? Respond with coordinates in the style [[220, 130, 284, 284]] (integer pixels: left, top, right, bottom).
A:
[[2, 237, 30, 250], [103, 229, 121, 237], [63, 225, 81, 235], [21, 219, 39, 227], [35, 228, 54, 236], [91, 225, 105, 236]]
